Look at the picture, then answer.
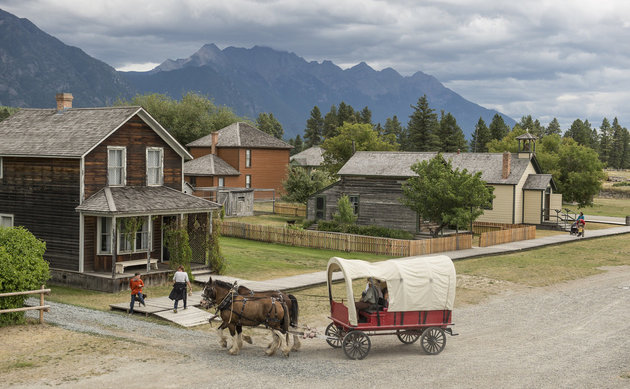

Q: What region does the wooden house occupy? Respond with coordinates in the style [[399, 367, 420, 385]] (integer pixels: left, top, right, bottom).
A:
[[186, 122, 292, 199], [0, 94, 220, 289], [307, 140, 561, 232]]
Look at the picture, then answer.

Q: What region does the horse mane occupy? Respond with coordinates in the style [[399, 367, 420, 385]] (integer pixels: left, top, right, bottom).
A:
[[214, 279, 235, 290]]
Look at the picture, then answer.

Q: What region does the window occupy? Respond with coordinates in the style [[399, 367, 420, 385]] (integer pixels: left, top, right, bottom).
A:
[[245, 175, 251, 188], [0, 214, 13, 228], [349, 195, 360, 215], [107, 147, 126, 186], [146, 147, 163, 186], [245, 149, 251, 168], [97, 217, 112, 254], [118, 217, 149, 253], [218, 177, 224, 187], [189, 176, 196, 187]]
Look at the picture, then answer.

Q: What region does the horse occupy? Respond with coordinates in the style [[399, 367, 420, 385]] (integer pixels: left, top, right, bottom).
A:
[[201, 277, 291, 357], [235, 283, 301, 352]]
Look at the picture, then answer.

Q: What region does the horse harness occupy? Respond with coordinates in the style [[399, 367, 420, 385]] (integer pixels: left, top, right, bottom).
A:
[[215, 287, 286, 329]]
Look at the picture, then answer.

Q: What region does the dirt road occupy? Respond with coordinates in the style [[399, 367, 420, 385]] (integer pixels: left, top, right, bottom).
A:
[[2, 266, 629, 388]]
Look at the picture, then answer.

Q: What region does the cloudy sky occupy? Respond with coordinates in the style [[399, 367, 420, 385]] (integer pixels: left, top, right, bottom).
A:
[[2, 0, 630, 130]]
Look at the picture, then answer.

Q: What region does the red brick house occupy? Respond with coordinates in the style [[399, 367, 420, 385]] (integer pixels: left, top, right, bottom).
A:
[[0, 94, 220, 289]]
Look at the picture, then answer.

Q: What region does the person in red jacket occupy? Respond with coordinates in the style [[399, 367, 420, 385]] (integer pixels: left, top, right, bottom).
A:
[[129, 272, 145, 314]]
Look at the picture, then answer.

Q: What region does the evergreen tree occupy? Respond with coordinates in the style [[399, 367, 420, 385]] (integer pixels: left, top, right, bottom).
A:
[[337, 101, 356, 126], [256, 112, 284, 139], [598, 118, 612, 165], [544, 118, 562, 137], [438, 111, 468, 152], [609, 118, 625, 169], [304, 106, 324, 147], [292, 135, 304, 155], [323, 105, 339, 139], [518, 115, 544, 138], [407, 95, 440, 151], [489, 113, 510, 141], [383, 115, 406, 147], [470, 117, 491, 152], [621, 128, 630, 169], [357, 106, 372, 125]]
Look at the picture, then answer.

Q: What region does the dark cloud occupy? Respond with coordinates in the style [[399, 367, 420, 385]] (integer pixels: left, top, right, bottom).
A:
[[2, 0, 630, 129]]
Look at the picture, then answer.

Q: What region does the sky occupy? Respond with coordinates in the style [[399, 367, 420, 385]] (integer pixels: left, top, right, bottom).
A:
[[2, 0, 630, 130]]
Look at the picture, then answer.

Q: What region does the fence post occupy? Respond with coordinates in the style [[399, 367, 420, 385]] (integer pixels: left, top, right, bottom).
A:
[[39, 284, 45, 324]]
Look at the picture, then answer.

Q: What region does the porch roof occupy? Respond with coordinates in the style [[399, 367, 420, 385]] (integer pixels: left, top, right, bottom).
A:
[[523, 174, 556, 191], [76, 186, 221, 216]]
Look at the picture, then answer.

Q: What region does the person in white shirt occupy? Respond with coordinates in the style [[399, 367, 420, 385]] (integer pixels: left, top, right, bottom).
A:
[[168, 265, 192, 313]]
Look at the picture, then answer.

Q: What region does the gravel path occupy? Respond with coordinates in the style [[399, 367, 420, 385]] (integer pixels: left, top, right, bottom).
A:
[[22, 266, 630, 389]]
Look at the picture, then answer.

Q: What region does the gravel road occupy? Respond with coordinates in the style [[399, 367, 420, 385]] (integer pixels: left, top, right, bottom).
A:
[[18, 265, 630, 389]]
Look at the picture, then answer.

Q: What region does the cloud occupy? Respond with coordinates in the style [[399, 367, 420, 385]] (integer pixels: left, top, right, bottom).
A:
[[2, 0, 630, 129]]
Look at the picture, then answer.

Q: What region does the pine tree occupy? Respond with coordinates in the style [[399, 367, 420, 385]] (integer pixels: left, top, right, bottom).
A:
[[256, 112, 283, 139], [323, 105, 339, 139], [609, 118, 624, 169], [598, 118, 612, 165], [357, 106, 372, 125], [545, 118, 562, 137], [337, 101, 356, 126], [383, 115, 405, 147], [438, 111, 468, 152], [518, 115, 544, 137], [407, 95, 440, 151], [304, 106, 324, 147], [471, 117, 491, 152], [489, 114, 510, 141], [621, 128, 630, 169], [292, 135, 304, 155]]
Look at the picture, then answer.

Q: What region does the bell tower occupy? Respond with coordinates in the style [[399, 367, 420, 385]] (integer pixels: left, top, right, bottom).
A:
[[516, 132, 537, 159]]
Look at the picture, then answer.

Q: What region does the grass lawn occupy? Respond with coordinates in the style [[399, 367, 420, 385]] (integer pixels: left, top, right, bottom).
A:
[[576, 197, 630, 217]]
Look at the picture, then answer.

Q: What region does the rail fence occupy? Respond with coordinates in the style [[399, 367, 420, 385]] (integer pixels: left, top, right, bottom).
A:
[[221, 221, 471, 256], [478, 225, 536, 247], [0, 285, 51, 324]]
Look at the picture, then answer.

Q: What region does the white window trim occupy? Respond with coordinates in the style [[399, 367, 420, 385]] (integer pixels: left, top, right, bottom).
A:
[[0, 213, 14, 228], [117, 216, 150, 254], [107, 146, 126, 187], [218, 177, 224, 187], [146, 147, 164, 186], [0, 157, 3, 179], [97, 217, 112, 255], [245, 175, 251, 188], [245, 149, 251, 168]]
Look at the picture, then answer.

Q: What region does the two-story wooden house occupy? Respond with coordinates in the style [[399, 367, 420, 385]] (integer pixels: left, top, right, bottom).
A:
[[0, 94, 220, 290]]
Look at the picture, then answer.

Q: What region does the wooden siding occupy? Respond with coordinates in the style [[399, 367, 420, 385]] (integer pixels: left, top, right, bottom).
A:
[[0, 157, 80, 270], [307, 177, 418, 233], [479, 225, 536, 247], [189, 147, 213, 159], [523, 190, 542, 224], [217, 148, 240, 171], [84, 216, 96, 271], [221, 221, 471, 256], [83, 114, 182, 199], [550, 193, 563, 212], [476, 184, 515, 224], [513, 163, 537, 224]]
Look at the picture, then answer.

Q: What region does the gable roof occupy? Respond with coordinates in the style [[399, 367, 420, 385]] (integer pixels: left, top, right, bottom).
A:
[[0, 107, 193, 160], [523, 174, 556, 191], [337, 151, 535, 185], [290, 146, 324, 167], [184, 154, 241, 176], [186, 122, 292, 149], [75, 186, 220, 216]]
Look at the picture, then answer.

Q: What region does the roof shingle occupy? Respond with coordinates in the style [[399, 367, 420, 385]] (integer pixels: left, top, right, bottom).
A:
[[187, 122, 292, 149]]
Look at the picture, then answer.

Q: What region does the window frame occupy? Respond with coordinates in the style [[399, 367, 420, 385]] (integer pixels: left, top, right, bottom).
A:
[[146, 147, 164, 186], [218, 177, 224, 187], [107, 146, 126, 187], [348, 195, 360, 216], [97, 217, 112, 255], [117, 216, 150, 254], [245, 175, 251, 188], [0, 157, 3, 179], [0, 213, 14, 228], [245, 149, 251, 168]]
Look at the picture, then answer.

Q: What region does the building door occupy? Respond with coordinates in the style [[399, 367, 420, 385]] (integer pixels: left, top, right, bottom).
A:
[[315, 196, 326, 220], [544, 187, 551, 221]]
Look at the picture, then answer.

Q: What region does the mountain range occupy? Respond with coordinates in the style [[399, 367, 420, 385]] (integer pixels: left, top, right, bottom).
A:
[[0, 8, 515, 139]]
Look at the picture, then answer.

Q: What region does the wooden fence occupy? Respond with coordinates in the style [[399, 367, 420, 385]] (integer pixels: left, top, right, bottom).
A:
[[472, 221, 527, 234], [478, 225, 536, 247], [274, 203, 306, 218], [221, 221, 471, 256], [0, 285, 51, 324]]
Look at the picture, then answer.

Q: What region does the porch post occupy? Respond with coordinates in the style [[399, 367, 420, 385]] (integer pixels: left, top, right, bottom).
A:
[[207, 211, 211, 263], [111, 216, 117, 279], [146, 215, 152, 272]]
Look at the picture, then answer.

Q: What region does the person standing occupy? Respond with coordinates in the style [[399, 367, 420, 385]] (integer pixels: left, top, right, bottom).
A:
[[129, 272, 145, 314], [169, 265, 192, 313]]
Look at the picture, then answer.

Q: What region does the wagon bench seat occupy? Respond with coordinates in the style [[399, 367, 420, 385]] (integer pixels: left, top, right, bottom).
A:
[[115, 258, 158, 274]]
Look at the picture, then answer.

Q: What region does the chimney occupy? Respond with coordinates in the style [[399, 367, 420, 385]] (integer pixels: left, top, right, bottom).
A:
[[502, 151, 511, 179], [56, 93, 73, 111], [211, 131, 218, 155]]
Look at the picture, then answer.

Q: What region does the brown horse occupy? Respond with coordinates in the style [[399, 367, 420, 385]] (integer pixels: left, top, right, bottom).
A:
[[201, 277, 291, 356], [236, 283, 301, 352]]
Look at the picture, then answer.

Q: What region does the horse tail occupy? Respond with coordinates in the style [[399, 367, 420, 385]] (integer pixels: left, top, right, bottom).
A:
[[281, 302, 290, 333], [288, 294, 299, 327]]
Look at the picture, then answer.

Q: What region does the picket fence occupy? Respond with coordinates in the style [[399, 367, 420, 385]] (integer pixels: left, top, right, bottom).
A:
[[221, 221, 471, 256], [478, 225, 536, 247]]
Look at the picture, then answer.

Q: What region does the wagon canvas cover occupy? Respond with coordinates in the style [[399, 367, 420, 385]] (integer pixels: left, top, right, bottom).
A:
[[327, 256, 456, 326]]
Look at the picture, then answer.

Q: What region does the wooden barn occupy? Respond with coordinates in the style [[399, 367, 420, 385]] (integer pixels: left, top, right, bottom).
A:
[[307, 138, 561, 233], [0, 94, 221, 290]]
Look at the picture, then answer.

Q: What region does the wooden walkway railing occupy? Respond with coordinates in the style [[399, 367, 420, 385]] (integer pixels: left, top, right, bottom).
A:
[[221, 221, 471, 256], [0, 285, 51, 324], [478, 225, 536, 247]]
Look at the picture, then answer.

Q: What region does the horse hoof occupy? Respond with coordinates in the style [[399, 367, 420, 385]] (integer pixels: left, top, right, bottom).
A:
[[219, 341, 227, 348], [243, 335, 253, 344], [291, 345, 300, 352], [265, 349, 276, 356], [228, 348, 239, 355]]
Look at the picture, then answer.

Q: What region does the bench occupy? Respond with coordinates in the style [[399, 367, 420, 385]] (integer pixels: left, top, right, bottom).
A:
[[115, 258, 158, 274]]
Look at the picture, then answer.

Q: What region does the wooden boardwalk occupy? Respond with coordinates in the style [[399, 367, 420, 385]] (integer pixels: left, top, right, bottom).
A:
[[109, 291, 218, 327]]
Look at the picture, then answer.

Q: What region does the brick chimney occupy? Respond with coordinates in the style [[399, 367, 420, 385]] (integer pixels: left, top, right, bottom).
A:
[[211, 131, 218, 155], [56, 93, 73, 111], [502, 151, 511, 179]]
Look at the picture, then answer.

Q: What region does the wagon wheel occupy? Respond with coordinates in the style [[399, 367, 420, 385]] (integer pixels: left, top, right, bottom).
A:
[[325, 323, 344, 348], [420, 327, 446, 355], [342, 330, 371, 360], [396, 329, 420, 344]]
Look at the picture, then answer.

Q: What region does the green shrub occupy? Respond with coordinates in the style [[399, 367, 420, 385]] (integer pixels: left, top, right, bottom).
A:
[[612, 182, 630, 187], [0, 227, 49, 326], [333, 195, 357, 224], [209, 213, 226, 274], [315, 220, 413, 239], [164, 223, 194, 280], [301, 219, 315, 229]]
